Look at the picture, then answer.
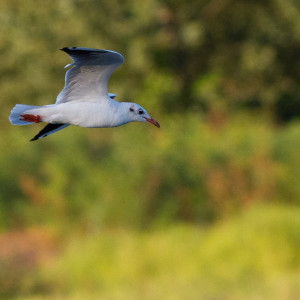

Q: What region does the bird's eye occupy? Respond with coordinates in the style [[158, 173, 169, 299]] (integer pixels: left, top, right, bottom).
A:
[[129, 107, 134, 112], [138, 110, 144, 115]]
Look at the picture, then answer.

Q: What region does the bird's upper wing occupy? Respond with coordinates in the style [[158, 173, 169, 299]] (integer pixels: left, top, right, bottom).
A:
[[56, 47, 124, 104]]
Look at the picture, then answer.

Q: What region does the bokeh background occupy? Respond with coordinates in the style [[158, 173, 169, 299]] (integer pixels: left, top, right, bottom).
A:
[[1, 0, 300, 299]]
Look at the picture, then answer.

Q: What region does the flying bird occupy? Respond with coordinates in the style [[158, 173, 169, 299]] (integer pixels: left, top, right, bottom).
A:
[[9, 47, 160, 141]]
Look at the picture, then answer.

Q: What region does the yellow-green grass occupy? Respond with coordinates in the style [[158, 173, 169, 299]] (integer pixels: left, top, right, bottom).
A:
[[13, 204, 300, 300]]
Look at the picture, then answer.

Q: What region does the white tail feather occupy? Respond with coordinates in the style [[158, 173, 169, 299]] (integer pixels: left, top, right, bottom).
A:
[[9, 104, 41, 125]]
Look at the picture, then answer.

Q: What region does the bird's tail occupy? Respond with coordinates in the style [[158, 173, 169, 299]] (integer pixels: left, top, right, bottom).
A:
[[9, 104, 41, 125]]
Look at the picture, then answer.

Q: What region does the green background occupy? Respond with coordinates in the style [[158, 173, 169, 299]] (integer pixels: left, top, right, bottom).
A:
[[0, 0, 299, 299]]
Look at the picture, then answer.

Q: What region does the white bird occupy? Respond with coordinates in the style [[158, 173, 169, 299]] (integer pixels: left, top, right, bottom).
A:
[[9, 47, 160, 141]]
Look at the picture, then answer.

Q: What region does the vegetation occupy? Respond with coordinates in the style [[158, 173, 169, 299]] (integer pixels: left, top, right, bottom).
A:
[[0, 0, 299, 299]]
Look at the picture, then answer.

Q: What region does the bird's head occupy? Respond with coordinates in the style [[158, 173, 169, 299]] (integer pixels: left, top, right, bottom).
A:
[[125, 103, 160, 128]]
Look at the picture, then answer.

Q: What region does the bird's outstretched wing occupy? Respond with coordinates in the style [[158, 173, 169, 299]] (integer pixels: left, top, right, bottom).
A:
[[56, 47, 124, 104], [30, 123, 69, 141]]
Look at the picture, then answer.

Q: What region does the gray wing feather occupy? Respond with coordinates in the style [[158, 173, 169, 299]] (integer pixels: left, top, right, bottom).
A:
[[56, 47, 124, 104]]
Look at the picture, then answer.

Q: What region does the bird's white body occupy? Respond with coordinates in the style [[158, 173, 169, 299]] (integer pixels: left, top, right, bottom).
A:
[[9, 47, 159, 141], [23, 100, 129, 128]]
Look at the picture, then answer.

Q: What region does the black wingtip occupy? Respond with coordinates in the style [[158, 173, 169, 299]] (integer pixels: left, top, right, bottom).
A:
[[60, 47, 109, 54], [60, 47, 76, 53], [30, 134, 44, 142], [30, 136, 39, 142], [29, 123, 65, 142]]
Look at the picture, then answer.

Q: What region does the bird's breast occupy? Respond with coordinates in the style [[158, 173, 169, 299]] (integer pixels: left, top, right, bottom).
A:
[[56, 102, 116, 128]]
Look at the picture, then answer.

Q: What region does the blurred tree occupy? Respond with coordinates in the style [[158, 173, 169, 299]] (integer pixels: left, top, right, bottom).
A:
[[0, 0, 299, 230], [1, 0, 299, 120]]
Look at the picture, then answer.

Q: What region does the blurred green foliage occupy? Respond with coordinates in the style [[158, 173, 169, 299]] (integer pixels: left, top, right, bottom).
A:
[[2, 205, 300, 299], [0, 0, 299, 298], [1, 114, 299, 231]]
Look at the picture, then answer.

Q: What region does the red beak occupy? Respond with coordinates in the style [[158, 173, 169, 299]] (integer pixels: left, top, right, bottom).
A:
[[144, 117, 160, 128]]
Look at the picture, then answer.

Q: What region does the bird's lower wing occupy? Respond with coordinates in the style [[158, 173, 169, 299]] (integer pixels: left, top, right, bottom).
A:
[[30, 123, 69, 141]]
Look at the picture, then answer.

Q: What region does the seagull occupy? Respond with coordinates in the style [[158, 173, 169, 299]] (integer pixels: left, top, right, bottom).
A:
[[9, 47, 160, 141]]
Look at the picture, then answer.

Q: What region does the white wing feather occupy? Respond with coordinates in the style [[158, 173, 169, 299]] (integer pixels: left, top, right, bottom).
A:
[[56, 47, 124, 104]]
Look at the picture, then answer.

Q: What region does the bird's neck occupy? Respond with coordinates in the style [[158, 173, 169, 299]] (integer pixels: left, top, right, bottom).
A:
[[109, 101, 130, 127]]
